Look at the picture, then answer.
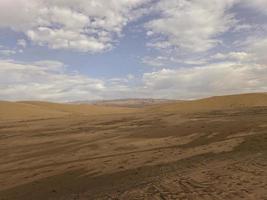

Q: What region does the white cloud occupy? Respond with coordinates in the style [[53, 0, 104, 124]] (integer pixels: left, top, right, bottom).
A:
[[33, 60, 66, 72], [145, 0, 237, 53], [142, 62, 267, 99], [0, 49, 16, 56], [211, 52, 253, 62], [0, 0, 150, 53], [0, 59, 137, 101], [233, 24, 253, 32], [0, 0, 39, 30], [142, 55, 208, 68], [183, 59, 208, 66], [1, 1, 267, 101], [0, 0, 264, 55], [0, 57, 267, 101], [246, 36, 267, 65], [142, 56, 167, 68], [127, 74, 135, 80], [243, 0, 267, 13], [26, 27, 108, 52], [17, 39, 27, 48]]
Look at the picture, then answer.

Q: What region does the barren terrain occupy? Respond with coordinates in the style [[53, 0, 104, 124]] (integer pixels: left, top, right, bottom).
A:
[[0, 93, 267, 200]]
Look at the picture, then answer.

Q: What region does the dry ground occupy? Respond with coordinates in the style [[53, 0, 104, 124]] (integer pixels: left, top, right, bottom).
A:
[[0, 94, 267, 199]]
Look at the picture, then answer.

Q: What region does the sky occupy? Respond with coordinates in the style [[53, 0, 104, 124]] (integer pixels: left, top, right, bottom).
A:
[[0, 0, 267, 102]]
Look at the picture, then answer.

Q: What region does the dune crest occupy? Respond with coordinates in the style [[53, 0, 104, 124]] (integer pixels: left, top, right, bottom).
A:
[[0, 101, 137, 121], [1, 93, 267, 120], [150, 93, 267, 113]]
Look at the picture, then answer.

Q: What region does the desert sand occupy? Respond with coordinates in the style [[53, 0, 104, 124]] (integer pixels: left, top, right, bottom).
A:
[[0, 93, 267, 200]]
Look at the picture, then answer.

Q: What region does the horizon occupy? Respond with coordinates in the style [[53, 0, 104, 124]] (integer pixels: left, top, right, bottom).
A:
[[1, 92, 266, 103], [1, 0, 267, 101]]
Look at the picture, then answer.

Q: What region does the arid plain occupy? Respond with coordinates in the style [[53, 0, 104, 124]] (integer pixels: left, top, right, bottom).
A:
[[0, 93, 267, 200]]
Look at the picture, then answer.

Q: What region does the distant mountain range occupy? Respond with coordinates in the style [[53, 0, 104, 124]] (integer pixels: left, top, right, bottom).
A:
[[70, 98, 176, 108]]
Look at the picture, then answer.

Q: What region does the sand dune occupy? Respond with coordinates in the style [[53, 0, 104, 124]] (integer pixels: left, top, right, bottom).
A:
[[0, 101, 137, 121], [1, 93, 266, 120], [151, 93, 267, 113], [21, 101, 138, 114], [0, 101, 67, 121], [0, 93, 267, 199]]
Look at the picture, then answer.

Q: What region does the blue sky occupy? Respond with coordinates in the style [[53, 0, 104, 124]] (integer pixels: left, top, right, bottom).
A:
[[0, 0, 267, 101]]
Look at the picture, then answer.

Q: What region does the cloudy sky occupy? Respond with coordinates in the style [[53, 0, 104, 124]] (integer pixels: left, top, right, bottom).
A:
[[0, 0, 267, 101]]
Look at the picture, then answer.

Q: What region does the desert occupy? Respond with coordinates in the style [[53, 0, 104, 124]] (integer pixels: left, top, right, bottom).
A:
[[0, 93, 266, 200], [1, 1, 267, 199]]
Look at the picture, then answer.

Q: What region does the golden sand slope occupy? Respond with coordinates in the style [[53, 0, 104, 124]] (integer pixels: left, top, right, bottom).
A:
[[0, 101, 137, 121], [0, 93, 267, 199], [0, 98, 267, 199], [151, 93, 267, 113], [20, 101, 138, 115], [0, 101, 67, 121], [1, 93, 266, 120]]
